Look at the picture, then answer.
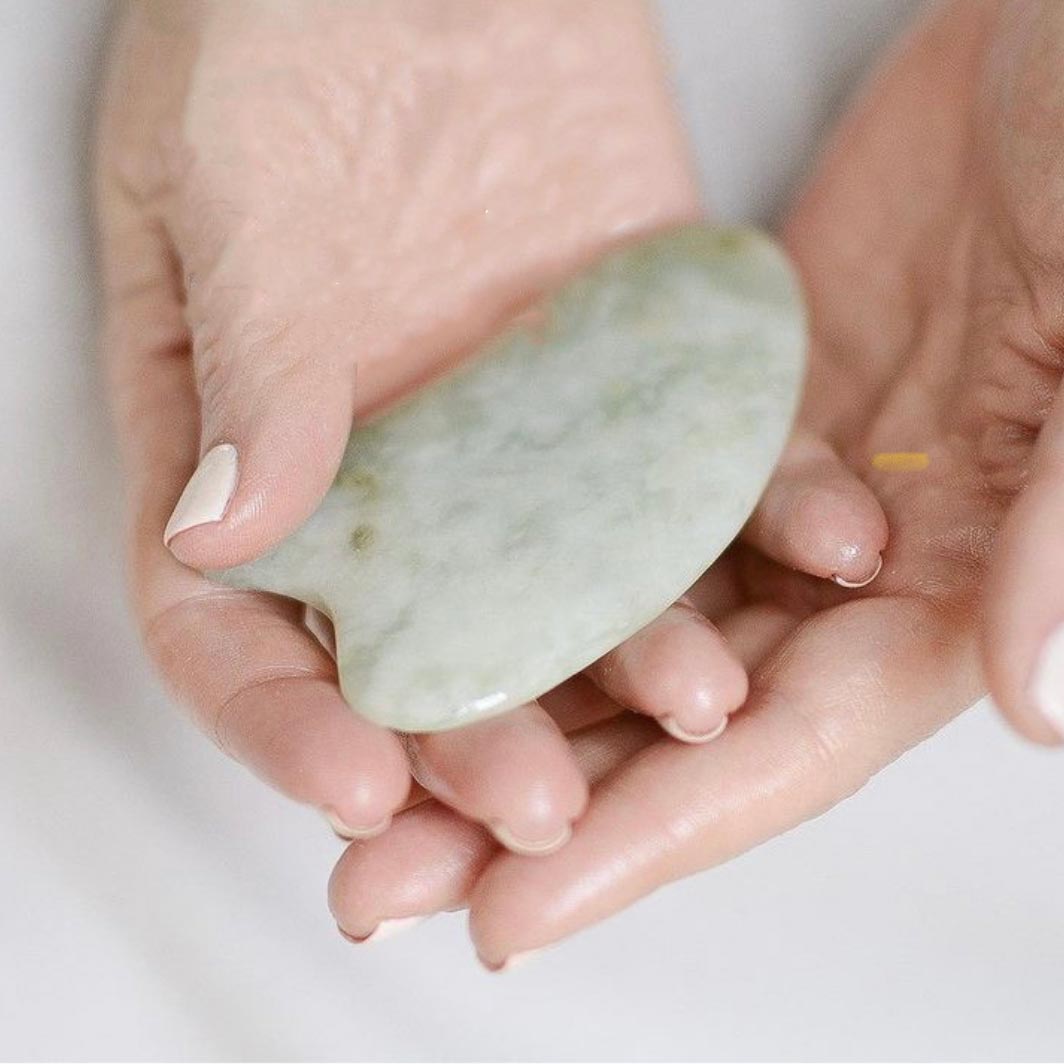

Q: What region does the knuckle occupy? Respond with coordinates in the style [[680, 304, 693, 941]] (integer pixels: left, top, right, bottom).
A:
[[208, 668, 319, 761], [782, 694, 878, 812], [139, 591, 331, 763]]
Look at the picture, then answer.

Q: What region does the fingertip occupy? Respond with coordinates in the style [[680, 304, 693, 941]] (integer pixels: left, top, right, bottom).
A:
[[985, 619, 1064, 748], [162, 442, 239, 551], [327, 803, 493, 938], [485, 760, 588, 857], [477, 947, 547, 974], [489, 819, 573, 857], [467, 849, 581, 967], [323, 730, 413, 833], [981, 424, 1064, 748], [745, 434, 889, 584], [789, 483, 888, 585], [324, 808, 392, 842], [227, 675, 412, 832], [167, 375, 354, 570], [659, 713, 729, 745], [408, 706, 588, 857], [589, 604, 747, 737], [467, 871, 540, 968], [832, 552, 883, 589]]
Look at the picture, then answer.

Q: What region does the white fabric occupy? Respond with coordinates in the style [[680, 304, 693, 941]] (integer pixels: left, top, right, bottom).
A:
[[3, 2, 1063, 1059]]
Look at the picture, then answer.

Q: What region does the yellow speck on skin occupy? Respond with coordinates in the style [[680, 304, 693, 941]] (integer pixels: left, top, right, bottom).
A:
[[872, 451, 929, 472]]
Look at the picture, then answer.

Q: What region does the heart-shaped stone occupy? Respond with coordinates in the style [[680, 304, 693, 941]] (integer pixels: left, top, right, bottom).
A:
[[212, 226, 806, 732]]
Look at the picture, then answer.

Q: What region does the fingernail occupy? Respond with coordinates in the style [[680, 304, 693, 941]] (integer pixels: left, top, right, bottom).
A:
[[338, 916, 424, 944], [660, 714, 728, 744], [323, 808, 391, 841], [489, 819, 572, 856], [832, 553, 883, 589], [480, 948, 544, 973], [164, 443, 239, 546], [1029, 622, 1064, 739]]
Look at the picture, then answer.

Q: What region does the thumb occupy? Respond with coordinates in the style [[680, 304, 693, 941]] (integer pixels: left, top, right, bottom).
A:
[[984, 387, 1064, 746], [163, 308, 356, 571]]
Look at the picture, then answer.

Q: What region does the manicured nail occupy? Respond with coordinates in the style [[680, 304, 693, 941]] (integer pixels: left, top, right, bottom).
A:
[[832, 553, 883, 589], [660, 714, 728, 744], [338, 916, 424, 944], [489, 819, 572, 856], [323, 808, 391, 841], [163, 443, 239, 546], [1029, 622, 1064, 739], [480, 948, 544, 973]]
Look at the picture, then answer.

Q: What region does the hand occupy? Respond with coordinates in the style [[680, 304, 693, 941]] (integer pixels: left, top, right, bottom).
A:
[[97, 1, 786, 854], [328, 0, 1064, 964]]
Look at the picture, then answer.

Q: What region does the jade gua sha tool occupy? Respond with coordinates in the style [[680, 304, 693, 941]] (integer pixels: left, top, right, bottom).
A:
[[213, 226, 806, 732]]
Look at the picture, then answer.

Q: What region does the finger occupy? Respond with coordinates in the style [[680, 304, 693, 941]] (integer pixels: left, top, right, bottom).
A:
[[96, 175, 411, 833], [406, 703, 589, 856], [329, 801, 495, 941], [470, 597, 980, 967], [586, 601, 747, 743], [743, 432, 888, 587], [147, 586, 410, 835], [160, 288, 357, 572], [329, 713, 660, 939], [98, 11, 357, 574], [984, 389, 1064, 745]]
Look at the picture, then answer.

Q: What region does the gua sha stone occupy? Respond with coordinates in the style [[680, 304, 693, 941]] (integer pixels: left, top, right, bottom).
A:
[[213, 226, 806, 732]]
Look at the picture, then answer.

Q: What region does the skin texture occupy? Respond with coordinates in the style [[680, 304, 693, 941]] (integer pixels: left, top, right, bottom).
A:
[[97, 0, 1064, 962]]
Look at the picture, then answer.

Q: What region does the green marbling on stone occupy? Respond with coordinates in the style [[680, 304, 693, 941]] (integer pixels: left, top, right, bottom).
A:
[[213, 226, 806, 731]]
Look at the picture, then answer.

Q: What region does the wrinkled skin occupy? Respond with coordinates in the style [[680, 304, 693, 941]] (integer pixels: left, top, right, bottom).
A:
[[97, 0, 1064, 966]]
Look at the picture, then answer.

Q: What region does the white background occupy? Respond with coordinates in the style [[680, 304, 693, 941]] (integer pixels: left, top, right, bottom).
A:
[[2, 2, 1063, 1060]]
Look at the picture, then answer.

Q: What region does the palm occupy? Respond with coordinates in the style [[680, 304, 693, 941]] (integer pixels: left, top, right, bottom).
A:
[[746, 0, 1059, 722]]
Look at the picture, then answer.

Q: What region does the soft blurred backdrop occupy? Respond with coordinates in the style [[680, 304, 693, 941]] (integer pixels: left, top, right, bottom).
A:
[[3, 2, 1063, 1060]]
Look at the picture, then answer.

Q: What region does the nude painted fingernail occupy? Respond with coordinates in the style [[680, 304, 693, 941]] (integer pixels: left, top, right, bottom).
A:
[[1029, 622, 1064, 739], [164, 443, 238, 546], [480, 947, 544, 973], [489, 819, 572, 856], [323, 808, 391, 841], [338, 916, 424, 944], [660, 714, 728, 744], [832, 553, 883, 589]]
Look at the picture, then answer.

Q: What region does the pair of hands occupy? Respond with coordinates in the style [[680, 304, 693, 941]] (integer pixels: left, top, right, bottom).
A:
[[96, 0, 1064, 967]]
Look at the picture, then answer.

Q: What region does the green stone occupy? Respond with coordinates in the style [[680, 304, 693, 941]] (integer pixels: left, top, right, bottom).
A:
[[213, 226, 806, 731]]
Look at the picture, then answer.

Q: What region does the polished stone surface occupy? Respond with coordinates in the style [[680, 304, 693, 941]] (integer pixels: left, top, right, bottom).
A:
[[213, 226, 805, 731]]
